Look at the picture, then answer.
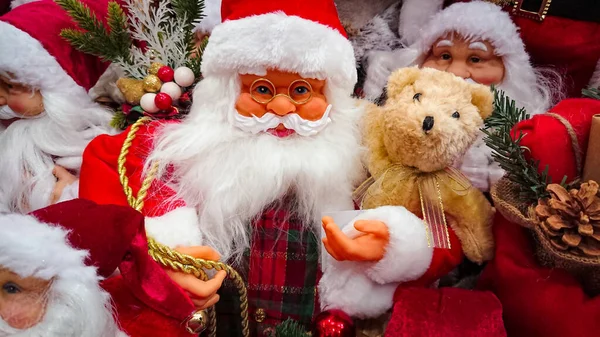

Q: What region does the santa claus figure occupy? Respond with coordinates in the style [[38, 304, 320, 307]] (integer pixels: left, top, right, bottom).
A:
[[362, 1, 560, 192], [0, 199, 132, 337], [79, 0, 438, 335], [397, 0, 600, 97], [0, 0, 115, 214], [0, 198, 211, 337]]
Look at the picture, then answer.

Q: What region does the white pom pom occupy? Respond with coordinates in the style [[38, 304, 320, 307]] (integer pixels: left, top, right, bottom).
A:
[[174, 67, 195, 87], [140, 93, 159, 113], [160, 82, 182, 100]]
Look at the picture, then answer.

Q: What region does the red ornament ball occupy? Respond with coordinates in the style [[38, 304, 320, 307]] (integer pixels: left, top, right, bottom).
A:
[[156, 66, 175, 82], [154, 92, 173, 110], [312, 310, 354, 337]]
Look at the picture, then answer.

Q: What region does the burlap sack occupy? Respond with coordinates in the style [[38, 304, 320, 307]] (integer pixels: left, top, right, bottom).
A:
[[491, 176, 600, 296]]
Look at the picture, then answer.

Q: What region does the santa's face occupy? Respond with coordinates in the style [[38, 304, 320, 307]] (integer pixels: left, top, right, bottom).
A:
[[234, 70, 331, 137], [0, 267, 50, 331], [0, 76, 44, 120], [421, 34, 505, 86]]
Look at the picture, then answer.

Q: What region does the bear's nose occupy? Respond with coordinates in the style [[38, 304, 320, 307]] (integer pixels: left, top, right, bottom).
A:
[[422, 116, 434, 132]]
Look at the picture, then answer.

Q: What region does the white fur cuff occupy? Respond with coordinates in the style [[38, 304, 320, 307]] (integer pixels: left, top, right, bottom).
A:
[[145, 207, 202, 248], [358, 206, 433, 284], [319, 264, 397, 319]]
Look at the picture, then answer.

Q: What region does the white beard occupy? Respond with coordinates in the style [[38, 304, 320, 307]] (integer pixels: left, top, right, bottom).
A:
[[0, 277, 123, 337], [0, 92, 113, 213], [147, 75, 366, 262]]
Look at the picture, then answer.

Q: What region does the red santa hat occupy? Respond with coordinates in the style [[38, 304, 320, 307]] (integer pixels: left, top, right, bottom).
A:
[[0, 0, 109, 93], [201, 0, 357, 92], [0, 199, 199, 333]]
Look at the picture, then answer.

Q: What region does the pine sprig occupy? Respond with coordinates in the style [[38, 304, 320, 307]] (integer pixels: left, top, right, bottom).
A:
[[106, 2, 131, 60], [110, 111, 128, 130], [187, 35, 208, 78], [275, 318, 310, 337], [171, 0, 204, 29], [57, 0, 132, 63], [57, 0, 106, 33], [482, 90, 553, 202], [583, 86, 600, 100], [172, 0, 205, 62]]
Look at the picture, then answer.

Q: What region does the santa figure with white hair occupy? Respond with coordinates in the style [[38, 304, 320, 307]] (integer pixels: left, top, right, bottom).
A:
[[0, 0, 115, 214], [77, 0, 459, 335], [362, 1, 561, 192], [0, 198, 217, 337], [0, 199, 133, 337]]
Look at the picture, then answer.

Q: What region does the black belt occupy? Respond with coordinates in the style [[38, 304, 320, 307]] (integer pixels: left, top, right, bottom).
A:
[[447, 0, 600, 23], [511, 0, 600, 23]]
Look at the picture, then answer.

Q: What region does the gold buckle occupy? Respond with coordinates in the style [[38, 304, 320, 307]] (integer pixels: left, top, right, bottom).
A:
[[511, 0, 552, 22], [184, 310, 209, 334]]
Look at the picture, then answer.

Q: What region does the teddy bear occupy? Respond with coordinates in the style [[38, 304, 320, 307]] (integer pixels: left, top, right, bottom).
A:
[[318, 67, 496, 323]]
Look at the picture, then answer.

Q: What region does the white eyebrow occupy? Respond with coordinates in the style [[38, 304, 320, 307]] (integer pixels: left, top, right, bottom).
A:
[[436, 39, 453, 48], [469, 42, 488, 52]]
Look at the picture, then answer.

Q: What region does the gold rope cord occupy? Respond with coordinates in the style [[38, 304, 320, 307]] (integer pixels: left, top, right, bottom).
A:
[[118, 117, 249, 337]]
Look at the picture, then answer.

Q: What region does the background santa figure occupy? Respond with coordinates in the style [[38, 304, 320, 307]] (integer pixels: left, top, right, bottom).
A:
[[0, 199, 132, 337], [396, 0, 600, 97], [0, 198, 211, 337], [362, 1, 562, 193], [0, 0, 115, 214], [79, 0, 433, 335]]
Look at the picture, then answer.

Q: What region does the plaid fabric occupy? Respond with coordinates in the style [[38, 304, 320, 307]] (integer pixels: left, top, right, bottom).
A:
[[211, 203, 321, 337]]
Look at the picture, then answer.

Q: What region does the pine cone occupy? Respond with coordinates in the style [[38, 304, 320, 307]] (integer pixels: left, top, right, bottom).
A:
[[535, 181, 600, 257]]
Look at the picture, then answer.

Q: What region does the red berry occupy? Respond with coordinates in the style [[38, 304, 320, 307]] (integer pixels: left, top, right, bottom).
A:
[[154, 92, 173, 110], [157, 66, 175, 82]]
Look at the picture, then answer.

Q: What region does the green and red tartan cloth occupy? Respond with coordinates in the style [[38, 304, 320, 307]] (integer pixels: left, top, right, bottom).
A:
[[214, 203, 321, 337]]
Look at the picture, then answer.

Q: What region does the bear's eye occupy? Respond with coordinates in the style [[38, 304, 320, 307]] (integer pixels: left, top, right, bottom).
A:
[[452, 111, 460, 119], [413, 93, 422, 102]]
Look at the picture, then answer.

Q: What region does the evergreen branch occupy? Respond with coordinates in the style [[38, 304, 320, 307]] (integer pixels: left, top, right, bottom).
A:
[[171, 0, 204, 30], [56, 0, 107, 34], [275, 318, 310, 337], [483, 89, 554, 202], [186, 35, 208, 78], [110, 111, 128, 130], [106, 2, 132, 62], [58, 0, 132, 63], [583, 86, 600, 100]]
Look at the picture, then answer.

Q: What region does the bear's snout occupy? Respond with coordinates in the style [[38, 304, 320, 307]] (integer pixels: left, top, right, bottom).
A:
[[422, 116, 434, 133]]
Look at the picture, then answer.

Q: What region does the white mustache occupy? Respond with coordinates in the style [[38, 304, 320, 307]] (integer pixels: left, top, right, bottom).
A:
[[234, 104, 332, 137], [0, 106, 20, 120], [0, 106, 45, 120], [464, 78, 479, 85]]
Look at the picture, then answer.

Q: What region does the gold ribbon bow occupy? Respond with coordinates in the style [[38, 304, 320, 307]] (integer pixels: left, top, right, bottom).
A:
[[354, 166, 472, 249]]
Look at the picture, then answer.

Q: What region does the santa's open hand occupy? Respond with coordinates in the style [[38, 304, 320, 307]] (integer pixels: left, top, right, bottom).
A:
[[322, 216, 390, 262], [50, 166, 77, 204], [165, 246, 227, 310]]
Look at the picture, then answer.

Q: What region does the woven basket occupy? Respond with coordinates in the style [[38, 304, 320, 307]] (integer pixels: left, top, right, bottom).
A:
[[491, 176, 600, 296]]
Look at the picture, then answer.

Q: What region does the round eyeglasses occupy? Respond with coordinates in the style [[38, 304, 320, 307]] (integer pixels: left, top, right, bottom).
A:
[[250, 78, 314, 105]]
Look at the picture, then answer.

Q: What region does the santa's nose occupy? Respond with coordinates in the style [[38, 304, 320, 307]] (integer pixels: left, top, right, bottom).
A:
[[266, 96, 296, 116], [445, 61, 470, 79]]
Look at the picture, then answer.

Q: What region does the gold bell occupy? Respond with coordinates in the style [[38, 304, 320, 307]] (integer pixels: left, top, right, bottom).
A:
[[185, 309, 209, 334]]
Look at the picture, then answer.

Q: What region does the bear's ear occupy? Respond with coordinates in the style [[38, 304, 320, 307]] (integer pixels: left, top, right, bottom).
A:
[[385, 66, 421, 100], [470, 83, 494, 119]]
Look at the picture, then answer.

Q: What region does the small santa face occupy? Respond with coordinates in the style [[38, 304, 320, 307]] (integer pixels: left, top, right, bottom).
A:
[[0, 75, 45, 119], [234, 70, 331, 138], [0, 267, 51, 330], [421, 34, 505, 86]]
